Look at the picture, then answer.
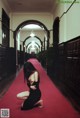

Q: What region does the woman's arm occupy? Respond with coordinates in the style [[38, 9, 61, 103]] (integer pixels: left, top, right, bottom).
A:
[[29, 71, 38, 90], [34, 71, 38, 82]]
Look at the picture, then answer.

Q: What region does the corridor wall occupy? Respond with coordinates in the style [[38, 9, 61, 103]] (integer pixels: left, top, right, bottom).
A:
[[55, 36, 80, 110], [0, 45, 16, 80], [53, 1, 80, 43]]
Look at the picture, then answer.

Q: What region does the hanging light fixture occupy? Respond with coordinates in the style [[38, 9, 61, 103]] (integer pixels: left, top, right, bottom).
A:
[[30, 31, 35, 37]]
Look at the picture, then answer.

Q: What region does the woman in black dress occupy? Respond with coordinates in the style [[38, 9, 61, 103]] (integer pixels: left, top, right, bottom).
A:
[[17, 61, 43, 110]]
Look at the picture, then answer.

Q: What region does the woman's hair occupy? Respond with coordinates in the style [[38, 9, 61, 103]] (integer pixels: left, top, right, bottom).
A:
[[23, 62, 36, 80]]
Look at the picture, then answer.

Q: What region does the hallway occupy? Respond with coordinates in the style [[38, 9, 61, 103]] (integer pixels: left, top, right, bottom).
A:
[[0, 0, 80, 117]]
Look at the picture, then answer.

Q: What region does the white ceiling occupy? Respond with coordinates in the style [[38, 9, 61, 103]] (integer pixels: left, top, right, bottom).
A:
[[3, 0, 57, 13]]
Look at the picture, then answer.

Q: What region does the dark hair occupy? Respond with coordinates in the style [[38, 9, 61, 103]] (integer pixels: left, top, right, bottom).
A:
[[23, 62, 36, 80]]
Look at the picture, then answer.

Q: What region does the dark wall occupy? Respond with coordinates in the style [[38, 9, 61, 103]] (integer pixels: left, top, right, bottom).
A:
[[0, 45, 16, 80], [53, 36, 80, 110]]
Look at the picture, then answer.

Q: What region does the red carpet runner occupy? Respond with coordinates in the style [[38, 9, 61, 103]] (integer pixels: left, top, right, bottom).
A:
[[0, 60, 80, 118]]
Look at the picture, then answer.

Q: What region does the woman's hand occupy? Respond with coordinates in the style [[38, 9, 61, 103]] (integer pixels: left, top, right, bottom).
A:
[[30, 85, 36, 90]]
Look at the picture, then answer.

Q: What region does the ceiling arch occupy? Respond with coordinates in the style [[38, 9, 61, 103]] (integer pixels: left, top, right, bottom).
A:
[[15, 20, 49, 34]]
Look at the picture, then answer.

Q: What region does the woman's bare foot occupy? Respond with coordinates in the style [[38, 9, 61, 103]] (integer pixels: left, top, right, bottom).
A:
[[35, 100, 43, 108]]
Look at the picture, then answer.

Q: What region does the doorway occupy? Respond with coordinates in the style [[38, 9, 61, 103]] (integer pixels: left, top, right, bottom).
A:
[[14, 20, 50, 67]]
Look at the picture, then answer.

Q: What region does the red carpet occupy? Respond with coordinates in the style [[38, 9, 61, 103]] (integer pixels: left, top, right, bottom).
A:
[[0, 60, 80, 118]]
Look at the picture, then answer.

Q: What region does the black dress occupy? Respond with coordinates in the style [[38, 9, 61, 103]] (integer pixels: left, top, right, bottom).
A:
[[21, 73, 41, 110]]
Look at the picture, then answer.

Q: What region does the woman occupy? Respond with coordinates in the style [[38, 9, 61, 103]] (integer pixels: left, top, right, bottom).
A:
[[17, 61, 43, 110]]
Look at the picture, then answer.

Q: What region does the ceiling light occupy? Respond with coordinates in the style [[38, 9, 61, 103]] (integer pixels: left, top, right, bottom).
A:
[[30, 31, 35, 37]]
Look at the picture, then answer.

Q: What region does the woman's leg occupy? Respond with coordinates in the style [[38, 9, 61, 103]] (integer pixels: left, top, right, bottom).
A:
[[16, 91, 30, 100]]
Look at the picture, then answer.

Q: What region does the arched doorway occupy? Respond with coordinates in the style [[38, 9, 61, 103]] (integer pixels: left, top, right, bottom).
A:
[[53, 17, 59, 47], [52, 16, 60, 79], [14, 20, 50, 48], [14, 20, 50, 66], [23, 36, 43, 53]]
